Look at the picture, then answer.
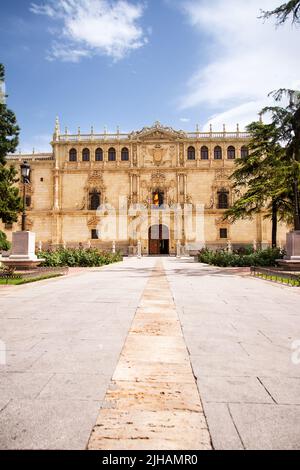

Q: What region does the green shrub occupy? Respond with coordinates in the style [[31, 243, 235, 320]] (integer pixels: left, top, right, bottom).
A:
[[38, 248, 122, 268], [198, 247, 284, 267], [0, 231, 11, 251]]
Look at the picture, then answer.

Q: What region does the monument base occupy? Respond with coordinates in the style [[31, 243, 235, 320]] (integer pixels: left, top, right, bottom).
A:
[[277, 259, 300, 272], [1, 231, 44, 270], [277, 231, 300, 271]]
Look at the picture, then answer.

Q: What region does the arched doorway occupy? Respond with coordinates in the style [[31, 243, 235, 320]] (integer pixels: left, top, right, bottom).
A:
[[148, 225, 169, 255]]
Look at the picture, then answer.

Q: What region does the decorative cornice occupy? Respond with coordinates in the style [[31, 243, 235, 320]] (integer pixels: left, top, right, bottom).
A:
[[129, 121, 187, 140]]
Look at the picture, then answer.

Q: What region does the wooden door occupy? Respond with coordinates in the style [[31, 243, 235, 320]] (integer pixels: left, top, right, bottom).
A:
[[149, 239, 160, 255]]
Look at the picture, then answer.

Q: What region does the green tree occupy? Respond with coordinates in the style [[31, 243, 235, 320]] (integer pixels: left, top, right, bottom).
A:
[[262, 89, 300, 230], [225, 89, 300, 246], [224, 121, 292, 247], [0, 64, 22, 228], [261, 0, 300, 24]]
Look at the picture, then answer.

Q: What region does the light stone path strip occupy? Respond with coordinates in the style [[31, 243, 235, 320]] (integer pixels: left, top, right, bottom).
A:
[[88, 260, 212, 450]]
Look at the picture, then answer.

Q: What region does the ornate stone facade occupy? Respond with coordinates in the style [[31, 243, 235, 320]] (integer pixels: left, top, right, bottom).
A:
[[1, 121, 289, 255]]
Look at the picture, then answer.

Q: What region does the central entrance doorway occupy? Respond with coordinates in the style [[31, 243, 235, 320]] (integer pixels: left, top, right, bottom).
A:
[[148, 225, 170, 255]]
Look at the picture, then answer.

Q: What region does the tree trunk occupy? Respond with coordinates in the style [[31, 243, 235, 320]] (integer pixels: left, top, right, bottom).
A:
[[272, 199, 278, 248], [293, 177, 300, 231], [292, 108, 300, 230]]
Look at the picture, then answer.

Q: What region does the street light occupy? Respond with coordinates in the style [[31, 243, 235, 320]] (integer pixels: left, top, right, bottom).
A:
[[20, 161, 31, 231]]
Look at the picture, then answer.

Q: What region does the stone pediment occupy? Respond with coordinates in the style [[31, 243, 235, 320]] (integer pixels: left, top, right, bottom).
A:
[[130, 121, 186, 141]]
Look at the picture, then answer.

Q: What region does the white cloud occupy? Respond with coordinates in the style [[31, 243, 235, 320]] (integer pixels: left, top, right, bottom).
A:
[[30, 0, 147, 62], [180, 0, 300, 129], [180, 117, 190, 122]]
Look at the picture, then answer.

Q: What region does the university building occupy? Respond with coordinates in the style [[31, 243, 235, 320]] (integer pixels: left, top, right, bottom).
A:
[[1, 120, 288, 256]]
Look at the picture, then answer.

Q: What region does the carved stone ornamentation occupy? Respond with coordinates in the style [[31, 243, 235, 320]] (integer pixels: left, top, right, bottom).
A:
[[84, 170, 106, 210], [85, 170, 105, 191], [130, 121, 187, 141], [87, 216, 100, 228]]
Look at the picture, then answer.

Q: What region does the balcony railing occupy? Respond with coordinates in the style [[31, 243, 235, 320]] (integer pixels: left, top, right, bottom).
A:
[[55, 131, 250, 143]]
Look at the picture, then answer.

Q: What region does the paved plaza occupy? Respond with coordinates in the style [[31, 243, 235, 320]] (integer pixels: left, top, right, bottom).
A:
[[0, 257, 300, 450]]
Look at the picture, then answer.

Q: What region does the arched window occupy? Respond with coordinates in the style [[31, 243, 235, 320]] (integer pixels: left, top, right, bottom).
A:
[[187, 146, 196, 160], [121, 147, 129, 161], [95, 148, 103, 162], [69, 148, 77, 162], [82, 148, 90, 162], [218, 190, 229, 209], [201, 146, 209, 160], [241, 146, 249, 158], [227, 146, 236, 160], [214, 146, 222, 160], [108, 147, 116, 162], [89, 190, 101, 210]]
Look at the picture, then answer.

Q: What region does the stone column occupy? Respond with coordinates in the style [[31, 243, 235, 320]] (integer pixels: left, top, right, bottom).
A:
[[53, 168, 59, 211], [137, 240, 142, 259]]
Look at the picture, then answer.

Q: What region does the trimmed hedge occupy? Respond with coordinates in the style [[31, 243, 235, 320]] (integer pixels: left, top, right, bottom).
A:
[[198, 247, 284, 267], [0, 231, 11, 251], [38, 248, 122, 268]]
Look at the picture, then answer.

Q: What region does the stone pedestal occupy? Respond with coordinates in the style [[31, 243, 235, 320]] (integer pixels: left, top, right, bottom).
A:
[[1, 232, 44, 269], [277, 231, 300, 271], [286, 231, 300, 260]]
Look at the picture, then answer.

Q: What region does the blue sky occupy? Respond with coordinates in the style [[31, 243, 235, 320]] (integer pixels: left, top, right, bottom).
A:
[[0, 0, 299, 153]]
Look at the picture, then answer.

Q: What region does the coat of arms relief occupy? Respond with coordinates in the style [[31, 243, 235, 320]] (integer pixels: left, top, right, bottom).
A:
[[142, 144, 174, 167]]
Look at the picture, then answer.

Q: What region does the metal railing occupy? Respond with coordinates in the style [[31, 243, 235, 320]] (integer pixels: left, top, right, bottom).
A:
[[251, 267, 300, 286]]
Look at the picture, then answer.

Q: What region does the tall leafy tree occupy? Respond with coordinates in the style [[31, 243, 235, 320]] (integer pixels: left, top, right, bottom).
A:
[[261, 0, 300, 24], [262, 89, 300, 230], [0, 64, 22, 226], [225, 89, 300, 246], [224, 121, 292, 247]]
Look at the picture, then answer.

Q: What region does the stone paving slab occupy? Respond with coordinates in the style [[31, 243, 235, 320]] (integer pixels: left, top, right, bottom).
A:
[[201, 403, 244, 450], [88, 410, 211, 450], [258, 377, 300, 405], [0, 399, 102, 450], [197, 376, 274, 404], [113, 360, 196, 384], [229, 404, 300, 450], [88, 261, 212, 450], [103, 381, 202, 412]]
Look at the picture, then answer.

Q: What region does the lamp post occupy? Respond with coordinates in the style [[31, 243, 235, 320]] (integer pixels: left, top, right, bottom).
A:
[[20, 161, 31, 232]]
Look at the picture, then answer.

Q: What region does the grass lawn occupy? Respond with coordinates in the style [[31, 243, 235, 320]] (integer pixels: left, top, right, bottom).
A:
[[0, 273, 63, 285]]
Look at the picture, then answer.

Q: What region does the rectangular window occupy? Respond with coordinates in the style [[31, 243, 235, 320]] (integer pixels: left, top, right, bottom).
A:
[[152, 192, 164, 207], [5, 223, 13, 230], [91, 229, 99, 240], [220, 228, 228, 239]]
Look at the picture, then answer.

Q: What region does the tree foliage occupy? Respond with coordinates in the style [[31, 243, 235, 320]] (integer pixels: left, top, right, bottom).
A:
[[224, 120, 293, 246], [0, 64, 20, 165], [262, 89, 300, 230], [224, 87, 300, 244], [261, 0, 300, 25], [0, 64, 22, 226]]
